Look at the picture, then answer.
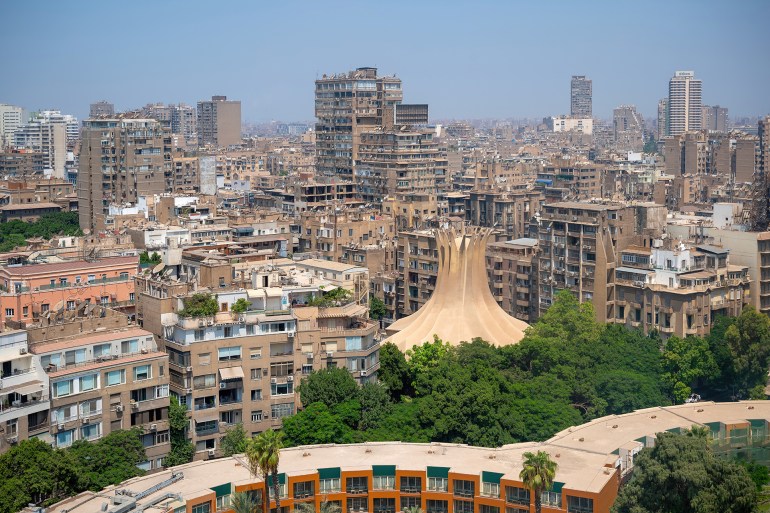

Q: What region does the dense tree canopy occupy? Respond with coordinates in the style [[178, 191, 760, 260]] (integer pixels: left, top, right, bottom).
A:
[[178, 293, 219, 318], [612, 431, 756, 513], [0, 211, 82, 252]]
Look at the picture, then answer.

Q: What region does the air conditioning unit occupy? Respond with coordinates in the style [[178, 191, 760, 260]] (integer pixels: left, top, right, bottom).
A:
[[131, 401, 139, 410], [287, 331, 295, 338], [360, 370, 367, 377], [6, 436, 18, 444], [207, 449, 216, 457], [220, 382, 227, 389], [305, 352, 313, 359], [115, 405, 124, 413], [186, 366, 193, 372], [207, 320, 214, 326], [287, 375, 294, 382], [150, 424, 157, 431], [326, 351, 334, 358], [270, 377, 278, 384], [82, 417, 90, 424], [198, 320, 205, 328], [19, 348, 27, 355], [58, 424, 65, 431]]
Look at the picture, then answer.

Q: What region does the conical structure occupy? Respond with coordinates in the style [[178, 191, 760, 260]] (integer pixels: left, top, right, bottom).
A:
[[385, 226, 529, 352]]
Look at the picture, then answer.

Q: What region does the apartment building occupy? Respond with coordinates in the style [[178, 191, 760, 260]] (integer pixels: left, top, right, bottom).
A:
[[486, 238, 538, 323], [612, 242, 750, 338], [0, 149, 45, 177], [172, 156, 200, 192], [382, 193, 441, 232], [0, 330, 50, 453], [297, 209, 395, 261], [396, 230, 439, 318], [77, 115, 172, 231], [668, 71, 702, 136], [12, 116, 67, 178], [465, 189, 542, 240], [571, 75, 592, 118], [315, 67, 403, 184], [0, 256, 138, 328], [537, 201, 667, 323], [197, 96, 241, 148], [537, 158, 603, 200]]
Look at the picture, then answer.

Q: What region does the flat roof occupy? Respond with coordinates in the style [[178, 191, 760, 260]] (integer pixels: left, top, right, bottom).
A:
[[0, 256, 138, 277], [0, 202, 62, 211], [295, 258, 367, 273], [697, 244, 729, 255], [32, 327, 153, 354], [615, 266, 653, 274]]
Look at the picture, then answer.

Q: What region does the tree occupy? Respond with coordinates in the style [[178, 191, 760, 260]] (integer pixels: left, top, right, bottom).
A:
[[178, 293, 219, 318], [406, 335, 451, 382], [139, 251, 162, 265], [295, 499, 341, 513], [661, 336, 718, 403], [369, 296, 386, 320], [308, 288, 352, 307], [166, 396, 194, 467], [247, 429, 284, 511], [403, 507, 424, 513], [612, 432, 756, 513], [519, 451, 558, 513], [298, 367, 359, 408], [221, 423, 248, 457], [282, 403, 355, 446], [68, 428, 146, 490], [231, 298, 250, 314], [377, 342, 412, 400], [358, 382, 391, 430], [725, 307, 770, 395], [230, 491, 262, 513]]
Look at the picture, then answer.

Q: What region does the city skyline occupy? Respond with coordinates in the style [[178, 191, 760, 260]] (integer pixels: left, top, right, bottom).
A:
[[0, 1, 769, 123]]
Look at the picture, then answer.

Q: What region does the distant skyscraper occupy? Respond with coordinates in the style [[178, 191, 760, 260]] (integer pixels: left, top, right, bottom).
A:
[[613, 105, 645, 152], [12, 113, 67, 178], [197, 96, 241, 148], [667, 71, 702, 136], [89, 101, 114, 118], [657, 98, 668, 141], [0, 103, 26, 148], [701, 105, 728, 132], [570, 75, 592, 118]]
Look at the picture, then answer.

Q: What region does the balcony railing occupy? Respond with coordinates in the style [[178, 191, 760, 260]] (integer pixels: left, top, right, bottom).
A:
[[0, 395, 48, 415], [36, 275, 132, 291]]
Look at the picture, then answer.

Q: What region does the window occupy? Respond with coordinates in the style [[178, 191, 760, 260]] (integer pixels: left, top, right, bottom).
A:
[[251, 389, 262, 401], [346, 476, 368, 494], [506, 509, 529, 513], [94, 343, 111, 358], [5, 308, 14, 317], [320, 478, 340, 493], [271, 402, 294, 419], [199, 353, 211, 365], [155, 430, 170, 445], [453, 480, 474, 498], [270, 381, 294, 396], [79, 374, 98, 392], [373, 498, 395, 513], [53, 379, 73, 398], [64, 348, 87, 365], [66, 300, 76, 311], [505, 486, 530, 506], [482, 482, 500, 498], [192, 502, 211, 513], [87, 274, 96, 283], [251, 410, 263, 422], [347, 498, 368, 512], [134, 365, 151, 381], [293, 481, 314, 499], [541, 491, 561, 508], [400, 476, 421, 493], [121, 339, 139, 354], [80, 398, 101, 417], [373, 475, 395, 490], [22, 306, 28, 316], [155, 384, 169, 398], [105, 369, 125, 386], [193, 374, 216, 389], [120, 272, 129, 280], [250, 348, 262, 359], [453, 501, 473, 513], [428, 477, 448, 492], [41, 303, 50, 313], [401, 498, 420, 511], [194, 329, 205, 342], [218, 346, 241, 362], [251, 368, 261, 380], [480, 506, 499, 513], [81, 422, 101, 441], [41, 353, 61, 368], [426, 500, 448, 513], [567, 496, 593, 513], [56, 429, 75, 448], [216, 495, 231, 512]]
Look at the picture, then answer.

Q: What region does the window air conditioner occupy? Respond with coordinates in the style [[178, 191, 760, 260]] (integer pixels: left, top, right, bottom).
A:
[[220, 382, 227, 389], [287, 375, 294, 382], [270, 377, 278, 384], [360, 370, 367, 377], [208, 449, 216, 457], [150, 424, 157, 431]]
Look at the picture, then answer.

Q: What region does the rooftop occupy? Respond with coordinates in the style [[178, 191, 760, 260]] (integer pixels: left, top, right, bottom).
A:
[[0, 256, 138, 277]]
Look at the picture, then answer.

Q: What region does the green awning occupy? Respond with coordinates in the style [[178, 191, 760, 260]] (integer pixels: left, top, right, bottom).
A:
[[266, 473, 286, 486], [373, 465, 396, 477], [481, 471, 504, 484], [318, 467, 341, 480], [427, 466, 449, 478], [211, 483, 232, 498], [611, 448, 620, 455], [550, 482, 564, 494], [750, 419, 767, 428]]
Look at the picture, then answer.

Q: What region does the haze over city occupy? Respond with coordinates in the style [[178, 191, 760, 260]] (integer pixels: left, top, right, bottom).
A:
[[1, 0, 769, 122]]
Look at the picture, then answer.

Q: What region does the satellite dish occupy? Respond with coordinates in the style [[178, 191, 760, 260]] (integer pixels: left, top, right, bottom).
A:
[[152, 263, 165, 274], [53, 300, 64, 313]]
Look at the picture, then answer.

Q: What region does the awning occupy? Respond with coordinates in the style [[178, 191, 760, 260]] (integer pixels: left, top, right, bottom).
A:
[[318, 467, 341, 480], [550, 482, 564, 494], [615, 266, 653, 275], [481, 471, 504, 484], [266, 473, 286, 486], [219, 367, 244, 381], [211, 483, 232, 498], [195, 414, 219, 424], [372, 465, 396, 477], [0, 380, 43, 396], [427, 466, 449, 479]]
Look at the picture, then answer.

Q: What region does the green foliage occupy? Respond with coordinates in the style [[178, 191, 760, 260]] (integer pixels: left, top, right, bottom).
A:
[[247, 429, 284, 510], [643, 135, 658, 154], [725, 307, 770, 394], [298, 367, 359, 408], [231, 491, 262, 513], [662, 336, 718, 403], [378, 342, 412, 400], [406, 335, 451, 378], [220, 423, 248, 457], [0, 211, 82, 252], [612, 432, 756, 513], [282, 402, 355, 445], [739, 461, 770, 491], [231, 298, 250, 314], [166, 396, 194, 467], [0, 430, 147, 513], [178, 293, 219, 318], [308, 287, 353, 307], [369, 296, 387, 320], [139, 251, 162, 265], [520, 451, 558, 513]]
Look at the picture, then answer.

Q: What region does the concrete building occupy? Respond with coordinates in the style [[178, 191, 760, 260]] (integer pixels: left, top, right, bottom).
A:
[[197, 96, 241, 148], [12, 115, 67, 178], [570, 75, 592, 118], [296, 209, 395, 262], [486, 238, 538, 323], [668, 71, 702, 136], [77, 115, 172, 231], [89, 101, 114, 118], [701, 105, 728, 132], [48, 400, 770, 513], [545, 116, 593, 135], [537, 157, 603, 200], [612, 105, 644, 152], [0, 103, 26, 148], [0, 149, 45, 178], [315, 67, 403, 184], [656, 98, 668, 141]]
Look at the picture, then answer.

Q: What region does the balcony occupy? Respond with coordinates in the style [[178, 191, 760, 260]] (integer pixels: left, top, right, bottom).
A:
[[0, 367, 37, 390], [36, 275, 132, 292]]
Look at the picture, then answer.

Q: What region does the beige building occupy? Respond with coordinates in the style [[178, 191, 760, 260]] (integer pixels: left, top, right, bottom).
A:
[[297, 209, 395, 261], [197, 96, 241, 148], [486, 238, 538, 323], [537, 157, 603, 200]]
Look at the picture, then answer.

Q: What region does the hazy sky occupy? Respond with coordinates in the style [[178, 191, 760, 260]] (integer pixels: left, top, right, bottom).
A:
[[1, 0, 768, 123]]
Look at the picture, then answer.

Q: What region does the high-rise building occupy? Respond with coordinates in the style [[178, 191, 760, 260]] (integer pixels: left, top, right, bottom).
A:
[[667, 71, 702, 136], [702, 105, 728, 132], [196, 96, 241, 148], [657, 98, 668, 141], [0, 103, 26, 148], [12, 115, 67, 178], [613, 105, 645, 152], [142, 103, 197, 141], [758, 115, 769, 176], [77, 115, 172, 231], [570, 75, 592, 118], [89, 101, 114, 118], [315, 67, 403, 183]]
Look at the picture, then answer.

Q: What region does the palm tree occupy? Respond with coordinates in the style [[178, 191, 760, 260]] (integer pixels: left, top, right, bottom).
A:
[[295, 499, 342, 513], [247, 429, 285, 513], [403, 507, 425, 513], [231, 491, 262, 513], [519, 451, 558, 513], [686, 425, 711, 441]]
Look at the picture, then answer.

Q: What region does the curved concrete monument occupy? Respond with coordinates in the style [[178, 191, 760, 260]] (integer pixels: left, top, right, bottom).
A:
[[385, 226, 529, 352]]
